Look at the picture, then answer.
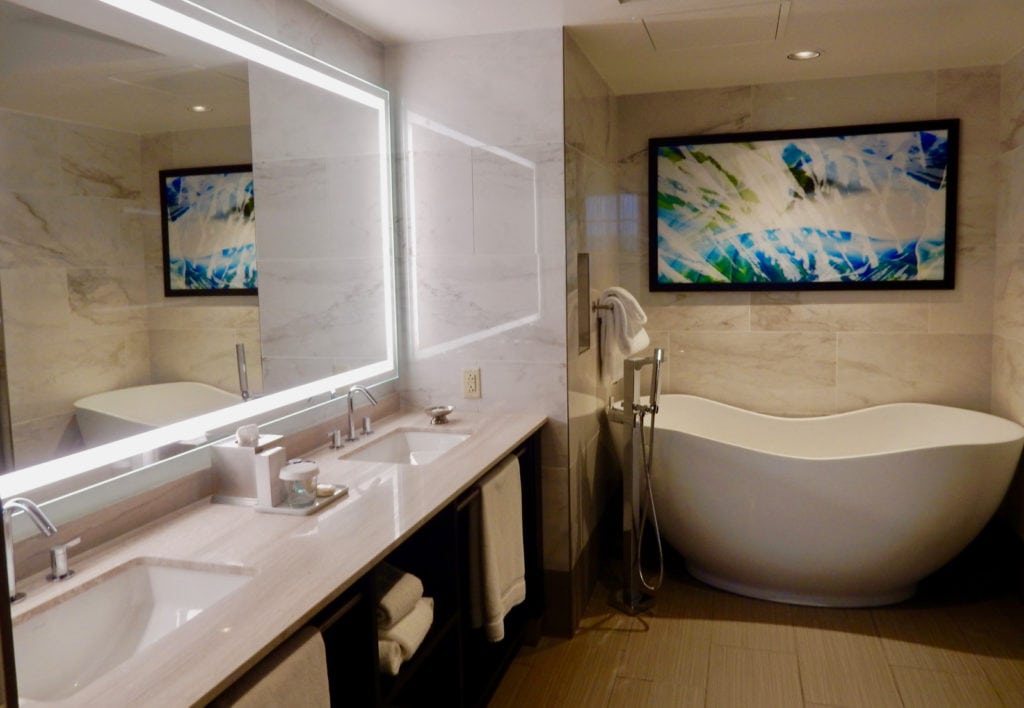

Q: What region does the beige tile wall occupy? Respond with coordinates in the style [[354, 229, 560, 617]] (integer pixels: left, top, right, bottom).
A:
[[993, 48, 1024, 539]]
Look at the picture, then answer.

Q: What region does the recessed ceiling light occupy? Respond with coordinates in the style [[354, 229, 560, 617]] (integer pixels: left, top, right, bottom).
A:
[[787, 49, 822, 61], [188, 104, 213, 112]]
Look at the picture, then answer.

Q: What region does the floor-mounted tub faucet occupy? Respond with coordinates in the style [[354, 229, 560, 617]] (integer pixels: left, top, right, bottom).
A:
[[346, 385, 378, 441], [4, 497, 58, 603]]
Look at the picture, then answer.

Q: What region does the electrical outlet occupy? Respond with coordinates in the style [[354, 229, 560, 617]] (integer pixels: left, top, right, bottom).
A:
[[462, 367, 481, 399]]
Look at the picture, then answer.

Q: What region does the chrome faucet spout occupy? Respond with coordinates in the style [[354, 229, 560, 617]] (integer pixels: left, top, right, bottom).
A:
[[4, 497, 58, 603], [346, 385, 379, 441]]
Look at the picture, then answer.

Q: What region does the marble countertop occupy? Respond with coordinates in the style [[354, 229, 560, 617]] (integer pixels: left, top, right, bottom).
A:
[[10, 408, 546, 706]]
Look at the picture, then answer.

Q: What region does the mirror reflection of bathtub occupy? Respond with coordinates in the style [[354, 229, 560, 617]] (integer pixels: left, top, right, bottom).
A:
[[73, 383, 241, 448]]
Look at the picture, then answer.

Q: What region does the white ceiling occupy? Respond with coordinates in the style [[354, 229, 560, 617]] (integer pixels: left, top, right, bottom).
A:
[[310, 0, 1024, 95]]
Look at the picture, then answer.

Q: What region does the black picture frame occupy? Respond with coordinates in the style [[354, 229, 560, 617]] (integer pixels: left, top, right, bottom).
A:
[[159, 163, 257, 296], [649, 119, 959, 292]]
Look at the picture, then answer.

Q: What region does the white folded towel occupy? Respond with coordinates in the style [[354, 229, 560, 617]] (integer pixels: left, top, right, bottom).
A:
[[598, 286, 650, 384], [377, 639, 404, 676], [380, 596, 434, 661], [376, 564, 424, 629], [469, 454, 526, 642]]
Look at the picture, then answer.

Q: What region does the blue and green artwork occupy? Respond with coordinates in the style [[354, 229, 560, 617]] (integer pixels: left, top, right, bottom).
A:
[[650, 120, 958, 290], [160, 165, 257, 295]]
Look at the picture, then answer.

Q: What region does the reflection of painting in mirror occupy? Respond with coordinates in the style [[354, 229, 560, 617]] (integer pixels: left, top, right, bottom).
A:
[[0, 1, 258, 467], [405, 112, 540, 359], [160, 164, 257, 295]]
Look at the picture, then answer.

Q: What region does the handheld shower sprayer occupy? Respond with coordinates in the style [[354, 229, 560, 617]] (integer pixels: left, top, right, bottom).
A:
[[649, 348, 663, 414]]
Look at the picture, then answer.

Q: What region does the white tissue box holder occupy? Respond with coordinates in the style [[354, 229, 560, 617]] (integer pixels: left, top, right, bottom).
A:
[[212, 434, 284, 505]]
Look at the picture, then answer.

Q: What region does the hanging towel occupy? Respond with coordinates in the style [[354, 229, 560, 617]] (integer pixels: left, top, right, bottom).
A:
[[469, 454, 526, 642], [598, 286, 649, 384], [212, 626, 329, 707], [380, 596, 435, 661], [376, 563, 424, 629]]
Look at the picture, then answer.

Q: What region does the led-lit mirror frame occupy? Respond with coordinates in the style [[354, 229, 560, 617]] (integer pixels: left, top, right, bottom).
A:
[[0, 0, 397, 501]]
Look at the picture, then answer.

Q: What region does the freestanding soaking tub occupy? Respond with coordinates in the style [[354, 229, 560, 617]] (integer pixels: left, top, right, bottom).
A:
[[613, 394, 1024, 607]]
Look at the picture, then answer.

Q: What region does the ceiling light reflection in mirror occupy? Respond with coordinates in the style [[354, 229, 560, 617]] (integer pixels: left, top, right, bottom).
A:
[[0, 0, 395, 497], [404, 110, 540, 359]]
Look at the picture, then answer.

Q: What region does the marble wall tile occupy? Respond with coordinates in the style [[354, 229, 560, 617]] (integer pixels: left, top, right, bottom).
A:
[[751, 292, 929, 333], [258, 257, 386, 361], [472, 147, 539, 255], [249, 64, 380, 162], [11, 412, 81, 469], [938, 66, 1001, 159], [667, 332, 837, 415], [992, 335, 1024, 422], [751, 72, 937, 130], [0, 110, 60, 192], [386, 30, 564, 149], [541, 464, 571, 572], [59, 124, 141, 200], [995, 241, 1024, 342], [149, 327, 252, 394], [563, 33, 616, 164], [996, 147, 1024, 247], [273, 0, 385, 85], [837, 333, 991, 412], [405, 121, 476, 255], [928, 245, 995, 334], [67, 266, 149, 336], [957, 155, 1001, 250], [1001, 49, 1024, 150], [8, 331, 143, 422]]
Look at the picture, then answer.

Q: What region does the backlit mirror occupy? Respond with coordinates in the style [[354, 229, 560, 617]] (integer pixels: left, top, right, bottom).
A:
[[0, 0, 395, 475]]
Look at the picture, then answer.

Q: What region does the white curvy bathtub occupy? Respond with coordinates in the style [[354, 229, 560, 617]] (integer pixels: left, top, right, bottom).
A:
[[612, 394, 1024, 607], [74, 382, 241, 447]]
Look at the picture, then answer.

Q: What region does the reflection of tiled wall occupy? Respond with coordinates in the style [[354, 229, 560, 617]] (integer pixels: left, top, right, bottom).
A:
[[250, 61, 389, 393], [564, 35, 621, 627], [993, 48, 1024, 539], [0, 110, 150, 466], [0, 114, 257, 467], [617, 68, 1000, 416], [386, 30, 570, 630]]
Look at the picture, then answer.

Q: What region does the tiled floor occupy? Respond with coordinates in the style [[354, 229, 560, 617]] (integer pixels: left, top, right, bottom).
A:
[[490, 553, 1024, 707]]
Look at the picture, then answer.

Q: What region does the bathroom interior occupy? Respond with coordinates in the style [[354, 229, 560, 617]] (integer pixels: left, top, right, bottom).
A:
[[0, 0, 1022, 705]]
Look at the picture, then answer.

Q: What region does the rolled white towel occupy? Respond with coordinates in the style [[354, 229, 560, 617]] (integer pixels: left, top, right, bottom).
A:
[[377, 639, 403, 676], [380, 596, 434, 661], [376, 564, 424, 629]]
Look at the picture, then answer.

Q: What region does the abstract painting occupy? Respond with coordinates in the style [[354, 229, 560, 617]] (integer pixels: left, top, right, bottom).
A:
[[160, 164, 257, 296], [649, 120, 958, 291]]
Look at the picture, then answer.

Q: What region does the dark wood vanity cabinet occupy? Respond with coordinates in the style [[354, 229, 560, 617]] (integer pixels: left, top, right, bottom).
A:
[[314, 431, 544, 707]]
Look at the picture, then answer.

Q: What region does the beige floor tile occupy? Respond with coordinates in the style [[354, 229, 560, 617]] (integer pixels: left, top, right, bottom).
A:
[[607, 676, 704, 707], [794, 608, 902, 708], [711, 588, 800, 653], [947, 596, 1024, 705], [487, 661, 531, 708], [872, 605, 987, 675], [508, 624, 625, 706], [892, 665, 1002, 708], [706, 643, 803, 708], [616, 578, 715, 686]]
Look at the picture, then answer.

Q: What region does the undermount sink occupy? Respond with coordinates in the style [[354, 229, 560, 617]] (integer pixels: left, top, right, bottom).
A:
[[14, 558, 253, 702], [342, 429, 469, 466]]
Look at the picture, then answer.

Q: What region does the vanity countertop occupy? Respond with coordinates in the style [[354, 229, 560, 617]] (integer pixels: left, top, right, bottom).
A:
[[10, 408, 546, 706]]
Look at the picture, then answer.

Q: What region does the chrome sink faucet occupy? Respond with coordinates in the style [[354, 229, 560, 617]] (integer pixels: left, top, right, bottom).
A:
[[346, 385, 378, 441], [4, 497, 58, 603]]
